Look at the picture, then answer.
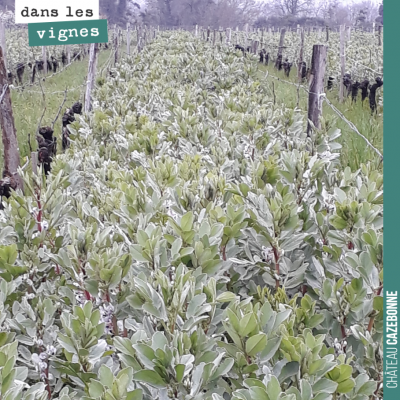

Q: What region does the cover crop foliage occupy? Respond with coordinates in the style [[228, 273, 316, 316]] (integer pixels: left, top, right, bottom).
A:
[[0, 32, 383, 400]]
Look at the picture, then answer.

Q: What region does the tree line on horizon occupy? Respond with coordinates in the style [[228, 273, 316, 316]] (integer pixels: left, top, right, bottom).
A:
[[0, 0, 383, 31]]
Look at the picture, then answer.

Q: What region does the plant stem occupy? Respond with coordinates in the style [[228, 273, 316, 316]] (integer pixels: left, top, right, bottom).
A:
[[273, 246, 280, 289], [221, 245, 227, 261], [112, 314, 118, 336], [367, 315, 375, 332]]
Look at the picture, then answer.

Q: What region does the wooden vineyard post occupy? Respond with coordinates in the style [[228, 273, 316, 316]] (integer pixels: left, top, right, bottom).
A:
[[31, 152, 38, 176], [326, 25, 329, 42], [207, 27, 210, 41], [114, 29, 119, 65], [195, 25, 198, 37], [42, 46, 47, 74], [378, 25, 382, 46], [0, 20, 7, 71], [213, 30, 216, 46], [347, 26, 351, 41], [275, 28, 286, 69], [226, 28, 231, 44], [127, 23, 131, 56], [0, 46, 23, 193], [252, 40, 257, 54], [307, 45, 327, 136], [298, 28, 305, 82], [339, 25, 346, 103], [66, 45, 71, 64], [84, 43, 99, 114], [135, 26, 138, 47]]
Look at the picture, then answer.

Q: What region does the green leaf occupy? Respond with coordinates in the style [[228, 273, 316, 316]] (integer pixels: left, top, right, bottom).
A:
[[248, 387, 269, 400], [245, 333, 267, 357], [337, 364, 353, 383], [373, 296, 383, 312], [211, 358, 234, 380], [226, 309, 241, 333], [357, 381, 377, 396], [330, 216, 347, 230], [181, 212, 194, 232], [89, 380, 104, 398], [1, 369, 15, 395], [216, 292, 237, 303], [312, 378, 338, 394], [175, 364, 185, 383], [133, 344, 156, 368], [180, 247, 194, 257], [279, 361, 299, 383], [239, 183, 250, 197], [187, 294, 207, 318], [243, 379, 266, 389], [300, 380, 312, 400], [309, 359, 326, 376], [171, 238, 182, 256], [260, 336, 281, 362], [129, 245, 148, 262], [126, 389, 143, 400], [337, 379, 355, 393], [307, 314, 325, 329], [351, 277, 363, 293], [260, 301, 273, 326], [272, 309, 292, 331], [99, 365, 114, 388], [133, 370, 167, 388], [313, 393, 332, 400], [266, 376, 281, 400], [239, 313, 257, 337]]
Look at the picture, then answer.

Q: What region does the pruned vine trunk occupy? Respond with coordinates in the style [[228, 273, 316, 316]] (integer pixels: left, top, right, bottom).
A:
[[298, 28, 305, 82], [0, 46, 23, 196], [339, 25, 346, 103], [307, 45, 328, 136], [0, 20, 7, 71], [42, 46, 47, 74], [275, 28, 286, 70], [84, 43, 99, 114], [127, 23, 131, 56]]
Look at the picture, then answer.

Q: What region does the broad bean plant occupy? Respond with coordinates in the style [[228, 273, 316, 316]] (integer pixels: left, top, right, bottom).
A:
[[0, 31, 382, 400]]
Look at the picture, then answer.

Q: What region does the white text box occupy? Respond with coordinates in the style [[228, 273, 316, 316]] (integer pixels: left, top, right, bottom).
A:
[[15, 0, 99, 24]]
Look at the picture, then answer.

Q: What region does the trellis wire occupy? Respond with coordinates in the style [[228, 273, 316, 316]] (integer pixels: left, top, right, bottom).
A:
[[264, 71, 383, 161]]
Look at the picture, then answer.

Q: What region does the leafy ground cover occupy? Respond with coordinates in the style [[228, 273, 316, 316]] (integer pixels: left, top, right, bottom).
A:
[[0, 32, 383, 400]]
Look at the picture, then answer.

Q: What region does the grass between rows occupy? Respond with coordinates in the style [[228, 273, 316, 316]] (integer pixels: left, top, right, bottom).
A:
[[0, 48, 113, 164], [259, 63, 383, 171]]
